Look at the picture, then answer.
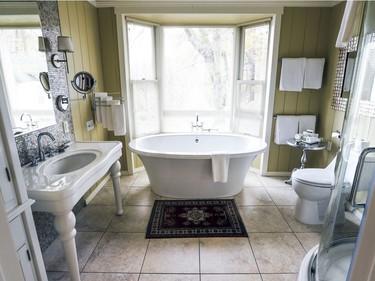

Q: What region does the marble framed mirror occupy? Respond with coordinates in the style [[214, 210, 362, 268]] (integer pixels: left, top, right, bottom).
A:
[[0, 3, 56, 135], [331, 37, 358, 111], [332, 33, 375, 118]]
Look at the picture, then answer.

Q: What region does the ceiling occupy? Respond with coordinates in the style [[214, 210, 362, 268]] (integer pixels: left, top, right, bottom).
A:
[[91, 0, 342, 8]]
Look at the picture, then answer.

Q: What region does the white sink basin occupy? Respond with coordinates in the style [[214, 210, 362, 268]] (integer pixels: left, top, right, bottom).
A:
[[43, 151, 98, 176]]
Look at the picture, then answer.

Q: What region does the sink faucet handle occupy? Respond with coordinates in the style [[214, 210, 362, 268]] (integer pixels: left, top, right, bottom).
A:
[[29, 155, 38, 167], [58, 142, 70, 153]]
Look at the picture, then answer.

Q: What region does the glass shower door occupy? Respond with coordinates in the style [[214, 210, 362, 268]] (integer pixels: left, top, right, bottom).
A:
[[316, 146, 375, 281], [299, 1, 375, 280]]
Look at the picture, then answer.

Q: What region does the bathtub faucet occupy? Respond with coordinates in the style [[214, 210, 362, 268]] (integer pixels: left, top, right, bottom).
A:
[[191, 114, 204, 131]]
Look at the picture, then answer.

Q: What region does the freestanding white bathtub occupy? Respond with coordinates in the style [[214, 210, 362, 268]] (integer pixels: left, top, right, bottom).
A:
[[128, 133, 267, 198]]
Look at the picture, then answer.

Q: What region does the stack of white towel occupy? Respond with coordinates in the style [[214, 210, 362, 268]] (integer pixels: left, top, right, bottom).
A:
[[279, 58, 325, 92], [274, 115, 316, 145], [94, 92, 126, 136]]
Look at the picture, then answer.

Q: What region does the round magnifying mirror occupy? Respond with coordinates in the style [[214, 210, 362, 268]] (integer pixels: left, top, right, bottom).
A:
[[71, 71, 96, 95], [39, 72, 51, 97]]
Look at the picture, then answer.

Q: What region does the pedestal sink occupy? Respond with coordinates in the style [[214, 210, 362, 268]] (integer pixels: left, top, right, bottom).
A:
[[22, 141, 123, 281]]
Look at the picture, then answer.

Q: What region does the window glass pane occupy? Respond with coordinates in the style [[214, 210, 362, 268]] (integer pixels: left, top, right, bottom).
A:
[[237, 82, 265, 137], [237, 113, 262, 137], [238, 82, 265, 113], [132, 82, 159, 136], [127, 22, 155, 80], [242, 23, 269, 80], [162, 27, 234, 132]]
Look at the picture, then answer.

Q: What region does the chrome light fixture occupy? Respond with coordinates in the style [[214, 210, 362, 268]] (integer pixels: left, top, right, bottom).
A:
[[51, 36, 74, 73]]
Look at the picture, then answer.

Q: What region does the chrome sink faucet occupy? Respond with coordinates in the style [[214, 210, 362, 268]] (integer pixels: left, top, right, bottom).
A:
[[191, 114, 204, 131], [37, 132, 55, 162]]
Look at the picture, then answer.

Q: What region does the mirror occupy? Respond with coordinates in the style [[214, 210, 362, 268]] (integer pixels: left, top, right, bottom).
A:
[[0, 4, 56, 135], [39, 72, 51, 98], [341, 51, 357, 99], [71, 71, 96, 99], [332, 37, 359, 111]]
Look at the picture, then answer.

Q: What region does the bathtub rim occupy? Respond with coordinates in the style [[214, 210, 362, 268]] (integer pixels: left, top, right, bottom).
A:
[[128, 132, 267, 160]]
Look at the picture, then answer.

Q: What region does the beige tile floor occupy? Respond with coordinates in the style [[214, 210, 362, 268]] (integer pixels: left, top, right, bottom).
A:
[[44, 171, 322, 281]]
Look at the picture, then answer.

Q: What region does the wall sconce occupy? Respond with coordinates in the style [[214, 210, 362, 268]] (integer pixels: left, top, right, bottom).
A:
[[51, 36, 74, 73]]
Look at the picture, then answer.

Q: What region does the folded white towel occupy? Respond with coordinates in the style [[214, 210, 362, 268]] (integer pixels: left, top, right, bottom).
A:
[[106, 100, 120, 131], [112, 103, 127, 136], [303, 58, 325, 89], [100, 96, 113, 129], [298, 115, 316, 133], [279, 58, 306, 92], [93, 92, 108, 123], [274, 115, 299, 145], [211, 153, 230, 183]]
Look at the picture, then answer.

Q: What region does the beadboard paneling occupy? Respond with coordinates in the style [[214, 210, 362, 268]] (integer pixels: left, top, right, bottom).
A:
[[58, 1, 108, 196], [269, 7, 332, 172], [58, 0, 108, 144]]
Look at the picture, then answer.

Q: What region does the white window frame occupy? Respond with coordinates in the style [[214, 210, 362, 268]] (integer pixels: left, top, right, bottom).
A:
[[234, 20, 271, 137], [115, 6, 283, 175]]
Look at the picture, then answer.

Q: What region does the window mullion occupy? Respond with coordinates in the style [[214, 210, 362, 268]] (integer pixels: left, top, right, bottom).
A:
[[155, 25, 163, 134], [232, 27, 242, 133]]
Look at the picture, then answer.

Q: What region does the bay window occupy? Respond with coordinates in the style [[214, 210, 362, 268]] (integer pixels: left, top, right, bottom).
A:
[[125, 18, 270, 138]]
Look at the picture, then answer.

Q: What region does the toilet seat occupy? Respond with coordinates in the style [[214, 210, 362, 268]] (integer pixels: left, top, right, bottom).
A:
[[292, 168, 333, 188]]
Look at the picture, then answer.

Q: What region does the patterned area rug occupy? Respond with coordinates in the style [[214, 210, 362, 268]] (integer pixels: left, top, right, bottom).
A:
[[146, 199, 248, 238]]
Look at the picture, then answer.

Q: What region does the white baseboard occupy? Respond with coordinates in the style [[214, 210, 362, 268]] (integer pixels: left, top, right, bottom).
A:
[[133, 166, 145, 173], [261, 171, 291, 177], [249, 167, 291, 177]]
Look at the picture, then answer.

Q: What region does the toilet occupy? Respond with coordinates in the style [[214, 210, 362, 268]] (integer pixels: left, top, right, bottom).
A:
[[292, 145, 375, 225], [292, 157, 336, 225]]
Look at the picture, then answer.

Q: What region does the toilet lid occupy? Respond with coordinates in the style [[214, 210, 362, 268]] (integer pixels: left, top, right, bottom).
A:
[[292, 168, 333, 188]]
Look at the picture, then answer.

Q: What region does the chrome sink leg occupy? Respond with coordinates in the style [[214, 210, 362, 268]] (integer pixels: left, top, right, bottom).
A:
[[53, 211, 80, 281], [110, 160, 123, 215]]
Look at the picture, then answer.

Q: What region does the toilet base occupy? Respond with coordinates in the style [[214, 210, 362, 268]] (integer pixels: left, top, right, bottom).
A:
[[294, 197, 330, 225]]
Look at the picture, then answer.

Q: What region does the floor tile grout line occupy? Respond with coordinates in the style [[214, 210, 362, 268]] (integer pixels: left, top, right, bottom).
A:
[[79, 205, 119, 274], [246, 235, 263, 278], [198, 238, 202, 281], [137, 239, 151, 281], [275, 204, 320, 254], [79, 230, 107, 274]]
